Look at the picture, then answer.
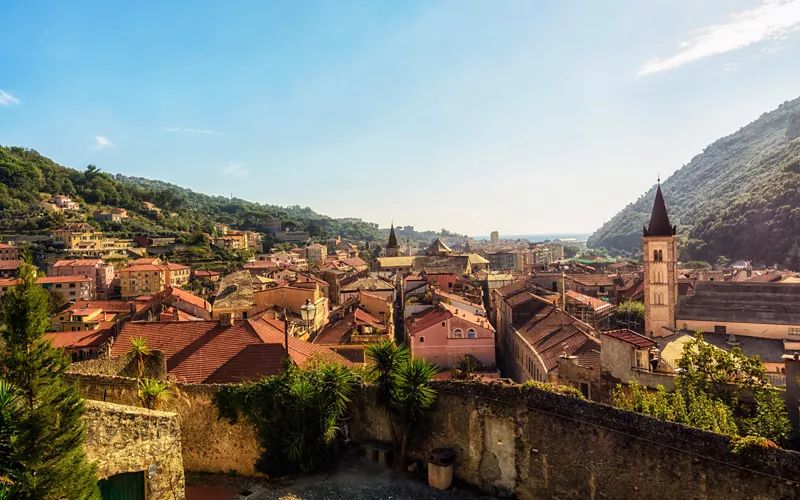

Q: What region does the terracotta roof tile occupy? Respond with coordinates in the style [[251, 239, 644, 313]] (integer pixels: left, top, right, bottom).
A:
[[600, 329, 656, 348], [513, 306, 598, 372], [0, 260, 21, 271], [45, 322, 115, 349], [565, 290, 614, 312]]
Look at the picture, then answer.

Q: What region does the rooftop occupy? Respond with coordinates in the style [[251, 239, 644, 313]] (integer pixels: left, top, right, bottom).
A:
[[676, 281, 800, 326], [600, 329, 656, 349]]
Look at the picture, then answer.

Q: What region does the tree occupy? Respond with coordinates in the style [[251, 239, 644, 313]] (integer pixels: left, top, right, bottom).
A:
[[214, 360, 356, 476], [128, 337, 152, 379], [684, 261, 712, 270], [716, 255, 729, 269], [450, 356, 478, 381], [393, 358, 439, 470], [138, 378, 170, 410], [365, 341, 439, 470], [0, 380, 21, 498], [0, 261, 100, 499], [614, 334, 790, 445]]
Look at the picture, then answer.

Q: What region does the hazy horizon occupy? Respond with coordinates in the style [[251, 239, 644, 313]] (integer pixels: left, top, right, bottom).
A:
[[2, 0, 800, 235]]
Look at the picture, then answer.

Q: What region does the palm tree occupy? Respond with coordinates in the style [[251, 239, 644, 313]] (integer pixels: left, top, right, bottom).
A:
[[128, 337, 151, 379], [137, 378, 170, 410], [392, 358, 439, 470], [365, 341, 409, 452]]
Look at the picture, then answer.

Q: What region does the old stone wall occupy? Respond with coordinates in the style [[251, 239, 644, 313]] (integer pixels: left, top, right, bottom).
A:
[[84, 400, 185, 500], [70, 373, 261, 475], [351, 380, 800, 499], [69, 350, 167, 379]]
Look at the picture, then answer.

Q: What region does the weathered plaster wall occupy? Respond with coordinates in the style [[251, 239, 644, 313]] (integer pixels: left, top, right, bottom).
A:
[[351, 381, 800, 499], [70, 374, 261, 475], [84, 400, 185, 500]]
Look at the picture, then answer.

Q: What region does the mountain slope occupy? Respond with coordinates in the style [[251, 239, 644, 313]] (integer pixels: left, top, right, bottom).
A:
[[0, 145, 382, 242], [588, 96, 800, 264]]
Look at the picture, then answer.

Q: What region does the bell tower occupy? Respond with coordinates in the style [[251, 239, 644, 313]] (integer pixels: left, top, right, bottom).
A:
[[643, 179, 678, 337]]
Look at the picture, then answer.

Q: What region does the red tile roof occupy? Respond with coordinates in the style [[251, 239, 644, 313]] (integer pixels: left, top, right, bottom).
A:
[[122, 264, 167, 272], [354, 308, 383, 329], [165, 286, 211, 311], [342, 257, 367, 268], [45, 323, 115, 350], [405, 306, 453, 337], [71, 300, 134, 313], [570, 274, 614, 287], [513, 306, 599, 372], [0, 278, 20, 287], [565, 290, 614, 313], [0, 260, 21, 271], [158, 307, 201, 322], [53, 259, 103, 267], [600, 329, 656, 348], [0, 243, 15, 250], [249, 317, 353, 367], [37, 275, 91, 284], [194, 270, 220, 277]]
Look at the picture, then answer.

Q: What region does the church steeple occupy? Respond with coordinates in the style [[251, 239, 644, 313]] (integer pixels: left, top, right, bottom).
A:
[[643, 181, 675, 237], [386, 223, 399, 257], [387, 223, 398, 249]]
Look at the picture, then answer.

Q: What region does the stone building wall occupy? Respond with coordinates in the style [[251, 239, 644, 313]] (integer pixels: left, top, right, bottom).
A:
[[70, 374, 261, 475], [351, 381, 800, 499], [84, 400, 185, 500]]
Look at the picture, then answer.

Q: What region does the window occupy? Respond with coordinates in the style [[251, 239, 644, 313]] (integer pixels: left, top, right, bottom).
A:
[[467, 329, 476, 339], [599, 286, 605, 293], [453, 328, 463, 338], [242, 312, 248, 319], [552, 281, 558, 292], [579, 383, 590, 399], [789, 327, 800, 336], [419, 336, 425, 343], [653, 250, 659, 262], [714, 325, 726, 334], [280, 292, 286, 299]]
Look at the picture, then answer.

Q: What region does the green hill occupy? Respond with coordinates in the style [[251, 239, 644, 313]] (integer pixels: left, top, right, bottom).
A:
[[0, 145, 382, 243], [587, 96, 800, 266]]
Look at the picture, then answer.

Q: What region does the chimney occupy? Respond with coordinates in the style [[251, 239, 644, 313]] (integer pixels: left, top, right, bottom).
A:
[[173, 308, 180, 322], [221, 312, 235, 327], [561, 354, 579, 365]]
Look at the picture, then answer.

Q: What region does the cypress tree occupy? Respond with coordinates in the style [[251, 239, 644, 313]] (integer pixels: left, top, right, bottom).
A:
[[0, 261, 100, 499]]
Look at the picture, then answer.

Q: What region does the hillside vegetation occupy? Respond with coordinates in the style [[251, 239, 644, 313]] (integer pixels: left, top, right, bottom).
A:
[[0, 145, 382, 242], [588, 96, 800, 266]]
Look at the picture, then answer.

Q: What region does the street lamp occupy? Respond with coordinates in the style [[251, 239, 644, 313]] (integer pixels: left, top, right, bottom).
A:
[[300, 298, 317, 337]]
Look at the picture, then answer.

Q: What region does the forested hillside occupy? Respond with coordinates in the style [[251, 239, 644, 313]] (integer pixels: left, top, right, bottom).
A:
[[588, 96, 800, 266], [0, 145, 382, 242]]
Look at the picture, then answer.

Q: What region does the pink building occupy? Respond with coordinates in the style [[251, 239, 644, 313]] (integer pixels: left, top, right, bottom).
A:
[[51, 259, 115, 299], [406, 302, 496, 369]]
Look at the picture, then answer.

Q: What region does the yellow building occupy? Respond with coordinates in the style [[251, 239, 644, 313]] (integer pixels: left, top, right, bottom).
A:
[[51, 306, 116, 332], [254, 284, 329, 334], [52, 223, 104, 249], [213, 233, 247, 250], [119, 264, 168, 298], [165, 263, 191, 286]]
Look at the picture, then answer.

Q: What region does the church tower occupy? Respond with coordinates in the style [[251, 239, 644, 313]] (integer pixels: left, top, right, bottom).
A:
[[386, 223, 399, 257], [643, 180, 678, 337]]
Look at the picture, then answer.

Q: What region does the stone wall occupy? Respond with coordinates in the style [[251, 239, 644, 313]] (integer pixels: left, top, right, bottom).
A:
[[70, 374, 261, 475], [84, 400, 185, 500], [351, 380, 800, 499], [69, 350, 167, 379]]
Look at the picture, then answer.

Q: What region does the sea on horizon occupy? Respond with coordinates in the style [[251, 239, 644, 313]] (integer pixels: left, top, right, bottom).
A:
[[471, 233, 590, 242]]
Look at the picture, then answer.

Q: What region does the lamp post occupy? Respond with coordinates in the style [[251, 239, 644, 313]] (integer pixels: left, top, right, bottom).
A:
[[300, 298, 317, 338]]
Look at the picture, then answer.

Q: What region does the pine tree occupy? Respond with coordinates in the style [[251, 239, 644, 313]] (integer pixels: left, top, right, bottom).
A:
[[0, 261, 100, 499]]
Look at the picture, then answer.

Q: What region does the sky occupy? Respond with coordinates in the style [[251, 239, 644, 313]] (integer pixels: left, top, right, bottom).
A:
[[1, 0, 800, 237]]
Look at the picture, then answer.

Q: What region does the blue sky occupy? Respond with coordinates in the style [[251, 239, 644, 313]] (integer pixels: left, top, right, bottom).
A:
[[2, 0, 800, 236]]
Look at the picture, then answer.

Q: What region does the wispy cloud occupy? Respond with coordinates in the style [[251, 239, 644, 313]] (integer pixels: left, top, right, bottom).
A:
[[221, 162, 250, 179], [0, 90, 19, 106], [94, 136, 113, 150], [639, 0, 800, 75], [165, 127, 224, 136]]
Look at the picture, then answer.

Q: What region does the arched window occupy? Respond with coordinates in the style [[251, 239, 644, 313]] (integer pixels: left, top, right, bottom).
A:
[[467, 329, 476, 339], [654, 250, 659, 262], [658, 250, 663, 261], [453, 328, 463, 338]]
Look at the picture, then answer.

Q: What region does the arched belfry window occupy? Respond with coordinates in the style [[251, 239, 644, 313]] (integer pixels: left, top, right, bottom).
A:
[[658, 250, 663, 261], [654, 250, 659, 262]]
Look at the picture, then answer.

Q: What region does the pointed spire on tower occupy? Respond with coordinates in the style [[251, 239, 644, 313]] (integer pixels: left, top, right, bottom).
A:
[[643, 180, 675, 237], [387, 222, 398, 249]]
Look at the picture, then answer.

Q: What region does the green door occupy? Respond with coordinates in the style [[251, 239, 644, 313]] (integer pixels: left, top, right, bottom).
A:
[[99, 471, 145, 500]]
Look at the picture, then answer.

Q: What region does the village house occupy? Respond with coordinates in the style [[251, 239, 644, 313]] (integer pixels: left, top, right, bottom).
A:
[[50, 305, 117, 332], [38, 275, 93, 302], [567, 273, 616, 301], [93, 210, 122, 223], [306, 243, 327, 264], [503, 292, 600, 384], [339, 273, 396, 304], [213, 232, 247, 250], [313, 291, 394, 363], [0, 243, 19, 261], [118, 261, 190, 299], [51, 258, 115, 300], [0, 260, 20, 278], [253, 283, 329, 336], [53, 194, 79, 210], [45, 323, 117, 361], [52, 223, 104, 249], [406, 302, 496, 370], [193, 269, 221, 282]]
